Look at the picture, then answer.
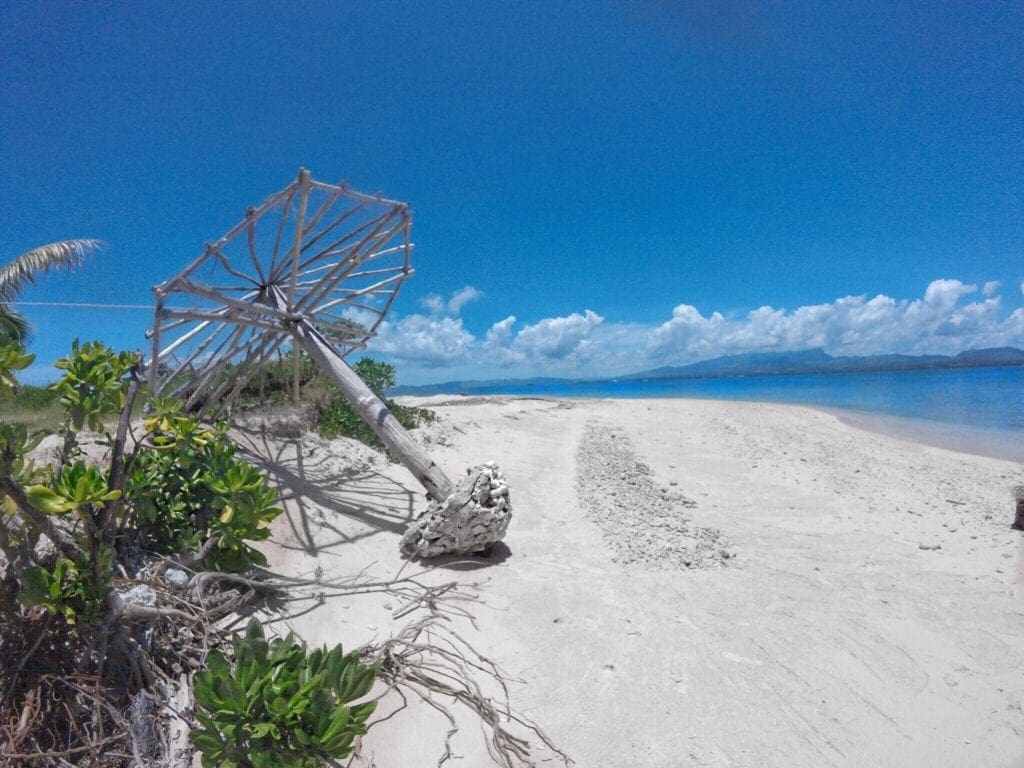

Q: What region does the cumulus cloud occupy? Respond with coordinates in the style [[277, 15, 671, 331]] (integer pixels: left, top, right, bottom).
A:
[[420, 286, 483, 315], [478, 310, 605, 366], [419, 293, 446, 314], [368, 278, 1024, 381], [373, 285, 482, 363], [372, 314, 474, 363], [651, 279, 1021, 363], [448, 286, 483, 314], [513, 311, 604, 360]]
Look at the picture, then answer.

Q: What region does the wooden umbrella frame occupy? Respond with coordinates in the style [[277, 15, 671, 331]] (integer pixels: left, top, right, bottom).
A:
[[147, 168, 455, 501]]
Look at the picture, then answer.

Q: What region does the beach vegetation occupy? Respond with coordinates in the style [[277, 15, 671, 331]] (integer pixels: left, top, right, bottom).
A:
[[223, 349, 436, 449], [192, 619, 378, 768], [128, 398, 281, 571], [0, 336, 564, 767], [0, 339, 286, 760], [0, 239, 102, 344], [317, 357, 434, 447]]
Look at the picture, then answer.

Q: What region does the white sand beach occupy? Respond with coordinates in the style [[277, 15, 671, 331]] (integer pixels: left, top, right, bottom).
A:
[[239, 397, 1024, 768]]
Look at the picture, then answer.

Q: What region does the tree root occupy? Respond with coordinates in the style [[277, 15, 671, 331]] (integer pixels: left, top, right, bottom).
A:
[[1, 564, 571, 767], [363, 615, 572, 767]]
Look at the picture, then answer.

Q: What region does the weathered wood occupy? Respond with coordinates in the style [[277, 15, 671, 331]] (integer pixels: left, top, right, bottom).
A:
[[310, 179, 407, 208], [269, 185, 299, 277], [292, 207, 401, 276], [158, 309, 282, 333], [175, 279, 298, 322], [149, 169, 421, 462], [294, 217, 409, 316], [266, 286, 453, 501], [290, 170, 312, 404], [296, 199, 367, 258]]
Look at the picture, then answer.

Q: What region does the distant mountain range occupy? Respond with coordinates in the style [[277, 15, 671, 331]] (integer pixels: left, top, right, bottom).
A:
[[623, 346, 1024, 380], [391, 346, 1024, 396]]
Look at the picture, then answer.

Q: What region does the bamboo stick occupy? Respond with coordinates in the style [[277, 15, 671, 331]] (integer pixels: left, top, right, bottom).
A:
[[159, 309, 282, 334], [158, 185, 294, 290], [293, 216, 408, 317], [300, 186, 342, 242], [294, 258, 407, 283], [217, 333, 291, 410], [267, 286, 453, 501], [212, 247, 261, 286], [296, 199, 368, 258], [174, 280, 298, 321], [246, 213, 267, 285], [310, 179, 407, 209], [289, 169, 311, 404], [150, 292, 164, 393], [156, 320, 238, 396], [268, 186, 298, 279], [290, 207, 399, 277]]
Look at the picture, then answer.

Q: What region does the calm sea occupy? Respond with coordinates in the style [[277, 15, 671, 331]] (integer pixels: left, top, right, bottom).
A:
[[442, 366, 1024, 461]]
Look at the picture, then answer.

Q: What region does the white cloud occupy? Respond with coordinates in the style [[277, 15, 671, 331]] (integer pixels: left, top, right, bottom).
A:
[[419, 293, 446, 314], [511, 310, 604, 361], [367, 278, 1024, 382], [651, 279, 1021, 363], [419, 286, 484, 316], [923, 279, 975, 307], [371, 314, 474, 363], [448, 286, 483, 314], [375, 286, 484, 364], [478, 310, 605, 366]]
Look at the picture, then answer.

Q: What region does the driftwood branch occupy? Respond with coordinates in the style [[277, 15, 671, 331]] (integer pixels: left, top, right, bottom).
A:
[[0, 476, 86, 562], [102, 355, 144, 535]]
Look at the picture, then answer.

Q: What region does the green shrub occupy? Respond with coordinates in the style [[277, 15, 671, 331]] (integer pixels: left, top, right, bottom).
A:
[[19, 550, 113, 625], [317, 357, 434, 448], [192, 620, 379, 768], [351, 358, 394, 396], [127, 400, 281, 571], [0, 343, 34, 399], [52, 339, 136, 431], [12, 384, 58, 410]]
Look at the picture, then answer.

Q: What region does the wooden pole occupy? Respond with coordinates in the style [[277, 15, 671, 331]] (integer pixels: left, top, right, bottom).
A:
[[266, 286, 453, 501], [290, 169, 311, 404]]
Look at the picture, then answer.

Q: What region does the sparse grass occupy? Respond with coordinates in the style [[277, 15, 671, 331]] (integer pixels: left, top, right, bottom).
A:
[[3, 403, 62, 432]]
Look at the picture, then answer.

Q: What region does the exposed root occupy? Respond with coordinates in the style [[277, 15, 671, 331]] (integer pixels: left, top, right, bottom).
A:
[[1, 563, 570, 767], [366, 615, 573, 768]]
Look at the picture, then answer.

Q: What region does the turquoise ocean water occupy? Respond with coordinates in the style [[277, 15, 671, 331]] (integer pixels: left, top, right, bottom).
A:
[[436, 366, 1024, 461]]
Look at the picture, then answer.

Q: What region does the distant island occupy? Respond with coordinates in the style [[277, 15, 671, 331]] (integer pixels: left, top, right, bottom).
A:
[[391, 346, 1024, 396]]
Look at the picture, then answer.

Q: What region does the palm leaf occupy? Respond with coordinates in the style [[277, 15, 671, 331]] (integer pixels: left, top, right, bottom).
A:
[[0, 239, 104, 302], [0, 307, 30, 345]]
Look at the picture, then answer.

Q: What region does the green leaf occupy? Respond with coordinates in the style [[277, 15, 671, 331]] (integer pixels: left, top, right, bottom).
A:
[[25, 485, 75, 515], [190, 730, 224, 754], [205, 650, 230, 679], [249, 722, 279, 739]]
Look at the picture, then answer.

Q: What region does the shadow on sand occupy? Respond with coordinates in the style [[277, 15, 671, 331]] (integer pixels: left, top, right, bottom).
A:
[[232, 426, 421, 557]]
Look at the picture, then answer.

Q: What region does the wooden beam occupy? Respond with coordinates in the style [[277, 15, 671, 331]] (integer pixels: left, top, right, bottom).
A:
[[289, 169, 311, 404], [267, 286, 453, 501]]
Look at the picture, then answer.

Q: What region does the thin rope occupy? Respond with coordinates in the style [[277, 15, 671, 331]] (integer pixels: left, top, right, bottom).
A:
[[0, 301, 156, 310]]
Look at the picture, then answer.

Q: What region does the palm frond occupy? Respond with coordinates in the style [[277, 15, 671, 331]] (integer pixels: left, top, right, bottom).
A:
[[0, 306, 31, 345], [0, 239, 104, 301]]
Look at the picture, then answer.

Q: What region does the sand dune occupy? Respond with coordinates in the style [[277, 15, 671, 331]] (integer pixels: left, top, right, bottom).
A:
[[239, 397, 1024, 768]]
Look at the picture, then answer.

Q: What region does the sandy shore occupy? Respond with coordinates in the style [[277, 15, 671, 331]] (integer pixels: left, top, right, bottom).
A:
[[237, 396, 1024, 768]]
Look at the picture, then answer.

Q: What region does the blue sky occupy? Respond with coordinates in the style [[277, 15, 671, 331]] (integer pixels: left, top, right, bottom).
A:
[[2, 1, 1022, 384]]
